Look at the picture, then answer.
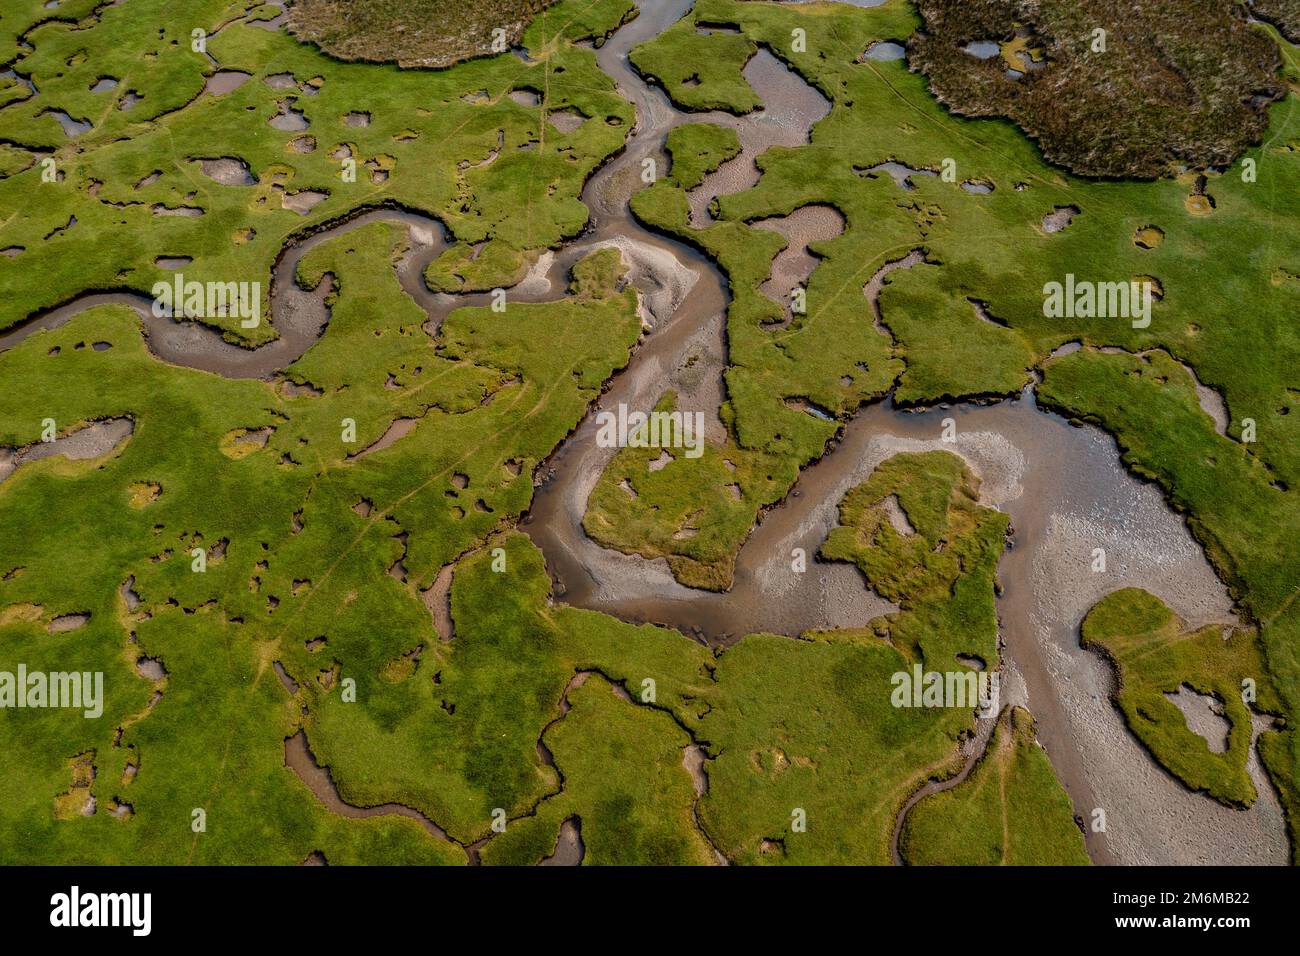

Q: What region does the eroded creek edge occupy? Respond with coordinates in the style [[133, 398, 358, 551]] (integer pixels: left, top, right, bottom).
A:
[[1, 0, 1285, 867]]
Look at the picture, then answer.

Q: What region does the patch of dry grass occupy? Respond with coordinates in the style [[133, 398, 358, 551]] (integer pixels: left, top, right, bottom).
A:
[[288, 0, 557, 68], [909, 0, 1283, 177]]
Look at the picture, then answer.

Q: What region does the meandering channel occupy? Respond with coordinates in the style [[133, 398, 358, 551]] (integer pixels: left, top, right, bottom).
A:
[[0, 0, 1286, 867]]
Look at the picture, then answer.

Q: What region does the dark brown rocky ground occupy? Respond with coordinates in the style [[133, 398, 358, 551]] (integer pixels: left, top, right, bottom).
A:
[[287, 0, 557, 69], [1252, 0, 1300, 43], [908, 0, 1284, 178]]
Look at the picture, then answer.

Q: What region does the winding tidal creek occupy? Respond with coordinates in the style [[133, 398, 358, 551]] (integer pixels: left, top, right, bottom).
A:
[[1, 0, 1284, 866]]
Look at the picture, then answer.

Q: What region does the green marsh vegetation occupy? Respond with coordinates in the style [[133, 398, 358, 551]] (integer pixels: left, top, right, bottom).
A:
[[483, 451, 1017, 864], [0, 0, 686, 864], [0, 211, 648, 859], [656, 122, 741, 192], [592, 0, 1300, 594], [628, 15, 762, 114], [305, 449, 1016, 863], [0, 0, 635, 338], [1040, 347, 1300, 853], [477, 671, 717, 866], [3, 0, 1300, 865], [591, 0, 1300, 852], [1, 0, 106, 67], [0, 300, 462, 864], [1081, 588, 1281, 809], [688, 451, 1009, 864], [900, 706, 1090, 866]]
